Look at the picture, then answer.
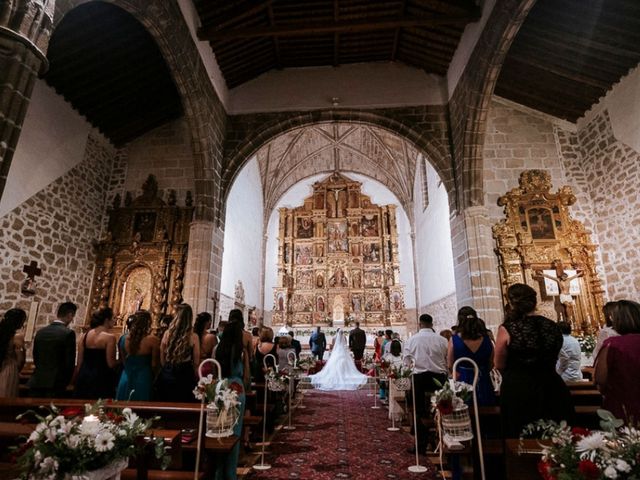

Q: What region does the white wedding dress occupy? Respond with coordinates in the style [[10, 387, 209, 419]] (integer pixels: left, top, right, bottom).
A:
[[309, 329, 369, 391]]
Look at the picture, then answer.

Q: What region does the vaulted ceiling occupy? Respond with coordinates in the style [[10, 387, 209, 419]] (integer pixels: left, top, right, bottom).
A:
[[44, 3, 183, 146], [496, 0, 640, 122], [194, 0, 480, 88], [255, 123, 419, 217]]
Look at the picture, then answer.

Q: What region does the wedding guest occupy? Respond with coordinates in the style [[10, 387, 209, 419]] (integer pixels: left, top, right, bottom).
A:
[[373, 330, 384, 361], [404, 314, 448, 454], [29, 302, 77, 397], [228, 309, 252, 389], [495, 284, 574, 437], [75, 308, 118, 399], [289, 330, 302, 359], [592, 301, 619, 361], [439, 329, 453, 341], [277, 335, 296, 374], [382, 329, 393, 356], [156, 314, 172, 340], [214, 316, 246, 480], [595, 300, 640, 424], [0, 309, 27, 398], [156, 304, 200, 402], [216, 320, 228, 340], [448, 306, 496, 406], [194, 312, 217, 361], [556, 321, 583, 382], [116, 310, 159, 401], [383, 339, 405, 422], [255, 326, 277, 382]]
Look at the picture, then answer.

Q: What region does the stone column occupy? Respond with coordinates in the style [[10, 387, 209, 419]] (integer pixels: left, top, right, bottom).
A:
[[0, 1, 55, 201], [182, 220, 224, 315], [450, 206, 503, 329]]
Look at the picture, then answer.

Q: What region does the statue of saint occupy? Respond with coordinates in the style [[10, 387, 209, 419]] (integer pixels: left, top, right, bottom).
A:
[[534, 259, 583, 320]]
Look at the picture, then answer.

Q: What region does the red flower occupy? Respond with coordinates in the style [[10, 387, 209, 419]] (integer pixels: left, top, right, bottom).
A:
[[61, 407, 83, 418], [437, 398, 453, 416], [571, 427, 591, 442], [578, 460, 600, 480], [230, 382, 244, 394], [537, 460, 556, 480]]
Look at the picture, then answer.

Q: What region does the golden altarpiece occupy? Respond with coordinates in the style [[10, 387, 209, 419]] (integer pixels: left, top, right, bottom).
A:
[[272, 172, 406, 328], [492, 170, 605, 333], [88, 175, 193, 326]]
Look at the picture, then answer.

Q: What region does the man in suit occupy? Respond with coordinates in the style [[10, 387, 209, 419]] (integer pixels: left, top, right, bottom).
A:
[[289, 330, 302, 359], [348, 321, 367, 360], [28, 302, 78, 398], [309, 326, 327, 361]]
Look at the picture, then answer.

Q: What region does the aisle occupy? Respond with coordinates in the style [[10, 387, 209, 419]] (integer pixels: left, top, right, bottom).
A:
[[247, 389, 438, 479]]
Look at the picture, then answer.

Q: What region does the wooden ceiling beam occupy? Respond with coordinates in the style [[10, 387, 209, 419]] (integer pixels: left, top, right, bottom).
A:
[[391, 0, 407, 61], [333, 0, 340, 66], [495, 84, 584, 122], [203, 0, 273, 30], [505, 55, 611, 90], [497, 71, 595, 108], [266, 2, 281, 68], [198, 12, 480, 42]]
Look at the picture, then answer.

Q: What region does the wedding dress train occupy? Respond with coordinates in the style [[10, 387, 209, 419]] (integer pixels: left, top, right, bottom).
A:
[[309, 329, 369, 391]]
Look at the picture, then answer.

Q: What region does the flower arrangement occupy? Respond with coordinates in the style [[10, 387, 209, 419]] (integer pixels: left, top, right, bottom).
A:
[[13, 402, 167, 479], [431, 379, 473, 415], [265, 368, 290, 391], [295, 356, 314, 372], [521, 410, 640, 480], [386, 364, 413, 380], [193, 375, 242, 412], [578, 335, 597, 357]]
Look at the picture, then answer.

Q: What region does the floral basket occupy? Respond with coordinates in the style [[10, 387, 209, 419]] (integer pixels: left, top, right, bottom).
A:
[[266, 369, 289, 391], [393, 377, 412, 391], [206, 403, 239, 438], [77, 457, 129, 480], [440, 404, 474, 442]]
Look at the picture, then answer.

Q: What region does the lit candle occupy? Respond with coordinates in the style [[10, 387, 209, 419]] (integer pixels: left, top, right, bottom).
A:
[[83, 414, 99, 423]]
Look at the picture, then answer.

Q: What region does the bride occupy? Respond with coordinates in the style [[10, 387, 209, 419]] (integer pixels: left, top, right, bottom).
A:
[[309, 328, 369, 390]]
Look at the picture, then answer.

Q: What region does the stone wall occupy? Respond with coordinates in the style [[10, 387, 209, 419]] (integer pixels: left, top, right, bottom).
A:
[[575, 110, 640, 299], [421, 292, 458, 334], [0, 131, 116, 327]]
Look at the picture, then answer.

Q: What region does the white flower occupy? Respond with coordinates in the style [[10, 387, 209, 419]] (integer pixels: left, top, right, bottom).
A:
[[39, 457, 58, 473], [95, 431, 115, 451], [604, 465, 618, 479], [65, 434, 82, 448], [33, 450, 42, 464], [575, 432, 608, 461], [122, 407, 132, 417], [615, 459, 631, 473], [43, 426, 57, 443], [80, 419, 102, 436]]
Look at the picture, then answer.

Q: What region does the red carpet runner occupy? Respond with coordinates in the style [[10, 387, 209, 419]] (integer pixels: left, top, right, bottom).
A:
[[247, 389, 438, 479]]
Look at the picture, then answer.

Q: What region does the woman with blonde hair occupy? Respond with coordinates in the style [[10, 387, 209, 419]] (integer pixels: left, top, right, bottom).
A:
[[156, 304, 200, 402], [0, 309, 27, 398]]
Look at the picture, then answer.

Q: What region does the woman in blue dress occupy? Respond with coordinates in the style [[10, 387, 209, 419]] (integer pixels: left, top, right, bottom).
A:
[[214, 309, 248, 480], [116, 310, 159, 401], [448, 306, 496, 406]]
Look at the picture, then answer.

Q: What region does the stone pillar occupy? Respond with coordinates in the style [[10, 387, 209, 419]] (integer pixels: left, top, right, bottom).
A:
[[450, 206, 503, 329], [0, 1, 55, 201], [182, 220, 224, 315]]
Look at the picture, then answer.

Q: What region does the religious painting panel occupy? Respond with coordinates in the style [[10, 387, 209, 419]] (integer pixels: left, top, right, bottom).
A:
[[390, 291, 403, 311], [120, 266, 153, 317], [315, 271, 325, 289], [316, 295, 326, 313], [327, 221, 348, 253], [133, 212, 157, 242], [364, 292, 384, 312], [315, 243, 325, 257], [351, 294, 362, 312], [272, 312, 285, 326], [275, 291, 286, 312], [328, 265, 349, 288], [294, 313, 313, 325], [527, 207, 555, 240], [292, 293, 314, 312], [350, 221, 360, 236], [351, 269, 362, 289], [294, 244, 313, 265], [363, 242, 381, 263], [361, 214, 379, 237], [366, 313, 384, 326], [296, 216, 314, 238], [363, 269, 382, 288], [296, 270, 314, 290]]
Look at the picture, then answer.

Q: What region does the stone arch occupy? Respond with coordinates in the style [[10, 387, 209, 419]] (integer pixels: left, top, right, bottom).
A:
[[52, 0, 224, 221], [223, 109, 454, 212]]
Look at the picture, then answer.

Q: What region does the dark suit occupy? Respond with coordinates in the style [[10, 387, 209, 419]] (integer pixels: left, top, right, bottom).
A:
[[348, 327, 367, 360], [309, 331, 327, 360], [28, 322, 76, 397], [291, 338, 302, 359]]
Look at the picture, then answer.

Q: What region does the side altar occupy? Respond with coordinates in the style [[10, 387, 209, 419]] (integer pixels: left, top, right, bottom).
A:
[[272, 172, 406, 328]]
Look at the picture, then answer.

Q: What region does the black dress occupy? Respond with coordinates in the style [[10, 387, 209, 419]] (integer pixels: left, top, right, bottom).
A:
[[254, 343, 277, 383], [500, 315, 574, 437], [74, 334, 116, 399], [155, 350, 197, 402]]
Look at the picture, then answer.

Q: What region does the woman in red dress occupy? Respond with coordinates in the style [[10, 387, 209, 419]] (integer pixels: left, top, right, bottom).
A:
[[373, 330, 384, 361]]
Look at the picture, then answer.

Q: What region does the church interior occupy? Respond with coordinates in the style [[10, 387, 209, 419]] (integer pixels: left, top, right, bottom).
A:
[[1, 0, 640, 479]]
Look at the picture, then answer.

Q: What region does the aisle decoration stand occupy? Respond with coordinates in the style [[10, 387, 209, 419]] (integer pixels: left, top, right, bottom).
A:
[[387, 356, 413, 432], [253, 353, 280, 471], [284, 351, 297, 430], [404, 354, 428, 473]]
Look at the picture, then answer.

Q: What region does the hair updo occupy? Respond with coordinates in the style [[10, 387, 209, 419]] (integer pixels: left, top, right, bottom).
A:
[[506, 283, 538, 322], [90, 307, 113, 329]]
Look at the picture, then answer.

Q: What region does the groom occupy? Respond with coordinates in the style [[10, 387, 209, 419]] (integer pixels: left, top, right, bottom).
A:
[[348, 321, 367, 360], [309, 326, 327, 361]]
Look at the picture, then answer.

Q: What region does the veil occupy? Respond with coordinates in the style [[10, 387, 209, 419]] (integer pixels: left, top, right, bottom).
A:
[[309, 328, 368, 391]]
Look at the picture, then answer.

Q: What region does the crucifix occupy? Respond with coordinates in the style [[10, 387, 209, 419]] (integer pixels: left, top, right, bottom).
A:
[[22, 261, 42, 296], [329, 187, 344, 218]]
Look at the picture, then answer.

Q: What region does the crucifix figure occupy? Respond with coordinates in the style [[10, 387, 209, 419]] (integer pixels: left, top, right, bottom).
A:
[[328, 187, 344, 218], [22, 261, 42, 296], [534, 259, 583, 321]]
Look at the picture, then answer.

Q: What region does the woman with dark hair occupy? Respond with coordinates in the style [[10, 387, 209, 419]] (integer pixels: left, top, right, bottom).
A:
[[373, 331, 384, 361], [156, 304, 200, 402], [0, 309, 27, 397], [214, 311, 246, 480], [448, 306, 496, 406], [116, 310, 160, 401], [592, 301, 619, 361], [595, 300, 640, 423], [494, 284, 573, 437], [194, 312, 217, 361], [74, 308, 118, 399]]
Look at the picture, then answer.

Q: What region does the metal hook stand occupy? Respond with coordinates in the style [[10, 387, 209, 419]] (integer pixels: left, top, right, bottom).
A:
[[388, 355, 412, 433], [403, 354, 427, 473], [195, 358, 222, 480], [283, 351, 296, 430], [253, 353, 278, 471]]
